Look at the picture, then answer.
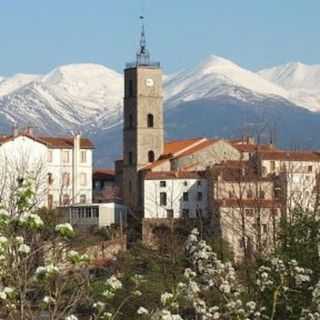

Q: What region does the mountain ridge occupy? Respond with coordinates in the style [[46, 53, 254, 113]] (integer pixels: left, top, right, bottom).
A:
[[1, 56, 320, 165]]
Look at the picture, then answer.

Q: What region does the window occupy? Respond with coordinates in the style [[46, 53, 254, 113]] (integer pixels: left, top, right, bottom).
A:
[[183, 181, 188, 187], [160, 192, 167, 206], [48, 150, 53, 162], [128, 80, 134, 97], [262, 166, 267, 176], [129, 114, 133, 128], [160, 181, 166, 188], [80, 194, 86, 204], [197, 192, 203, 201], [129, 180, 132, 193], [259, 190, 265, 199], [81, 151, 87, 163], [48, 194, 53, 209], [308, 165, 313, 173], [62, 173, 70, 186], [128, 152, 133, 165], [80, 173, 87, 186], [196, 208, 203, 217], [92, 207, 99, 218], [48, 173, 53, 185], [95, 180, 101, 190], [62, 194, 70, 205], [183, 192, 189, 202], [229, 191, 236, 199], [274, 187, 281, 199], [239, 239, 245, 249], [245, 209, 254, 216], [262, 224, 268, 234], [197, 180, 201, 186], [182, 209, 190, 217], [63, 151, 70, 163], [247, 189, 253, 199], [148, 150, 155, 163], [17, 177, 24, 187], [271, 161, 276, 171], [167, 209, 174, 219], [147, 114, 154, 128], [85, 208, 91, 218]]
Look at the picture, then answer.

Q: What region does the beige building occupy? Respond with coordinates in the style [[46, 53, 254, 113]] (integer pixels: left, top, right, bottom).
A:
[[209, 161, 283, 260]]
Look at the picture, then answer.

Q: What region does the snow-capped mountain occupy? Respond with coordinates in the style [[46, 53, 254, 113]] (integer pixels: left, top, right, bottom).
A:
[[0, 64, 123, 134], [0, 74, 40, 97], [165, 55, 289, 107], [1, 56, 320, 164], [258, 62, 320, 112]]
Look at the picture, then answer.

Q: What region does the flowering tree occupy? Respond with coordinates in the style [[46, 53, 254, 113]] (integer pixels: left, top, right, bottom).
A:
[[0, 178, 89, 320], [134, 228, 320, 320]]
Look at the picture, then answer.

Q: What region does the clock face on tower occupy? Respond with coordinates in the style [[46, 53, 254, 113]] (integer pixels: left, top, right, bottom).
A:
[[145, 78, 154, 87]]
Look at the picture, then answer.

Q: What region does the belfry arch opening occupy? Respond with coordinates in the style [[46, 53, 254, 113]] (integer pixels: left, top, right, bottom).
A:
[[148, 150, 155, 163], [147, 114, 154, 128]]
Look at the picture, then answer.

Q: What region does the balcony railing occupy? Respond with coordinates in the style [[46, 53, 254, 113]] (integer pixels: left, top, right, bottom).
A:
[[125, 61, 160, 69]]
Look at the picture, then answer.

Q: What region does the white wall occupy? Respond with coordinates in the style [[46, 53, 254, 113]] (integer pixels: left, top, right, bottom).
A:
[[0, 135, 93, 209], [47, 148, 93, 207], [144, 178, 208, 219], [0, 136, 48, 207]]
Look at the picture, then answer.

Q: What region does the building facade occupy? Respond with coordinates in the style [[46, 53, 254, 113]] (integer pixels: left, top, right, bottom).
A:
[[0, 130, 94, 208]]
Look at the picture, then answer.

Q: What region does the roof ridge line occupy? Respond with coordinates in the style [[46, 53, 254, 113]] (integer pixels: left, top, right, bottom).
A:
[[172, 137, 208, 157]]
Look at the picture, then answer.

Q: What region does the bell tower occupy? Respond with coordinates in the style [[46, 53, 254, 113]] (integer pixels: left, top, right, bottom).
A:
[[122, 17, 164, 209]]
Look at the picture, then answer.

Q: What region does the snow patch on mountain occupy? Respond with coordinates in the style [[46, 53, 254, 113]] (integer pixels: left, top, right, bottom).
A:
[[165, 55, 289, 107], [0, 74, 40, 97], [0, 64, 123, 134], [259, 62, 320, 112]]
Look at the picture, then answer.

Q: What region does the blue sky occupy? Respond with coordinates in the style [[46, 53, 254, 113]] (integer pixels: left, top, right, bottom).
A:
[[0, 0, 319, 76]]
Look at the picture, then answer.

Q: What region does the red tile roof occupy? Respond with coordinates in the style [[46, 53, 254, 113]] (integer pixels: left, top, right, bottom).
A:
[[212, 161, 274, 182], [144, 171, 206, 180], [0, 134, 94, 149], [232, 143, 276, 153], [93, 169, 115, 180], [163, 138, 203, 156], [258, 150, 320, 162], [174, 139, 219, 159]]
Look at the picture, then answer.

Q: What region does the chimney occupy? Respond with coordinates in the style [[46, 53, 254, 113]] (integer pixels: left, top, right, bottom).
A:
[[72, 133, 81, 204], [25, 127, 33, 136], [246, 136, 255, 145], [12, 127, 19, 137]]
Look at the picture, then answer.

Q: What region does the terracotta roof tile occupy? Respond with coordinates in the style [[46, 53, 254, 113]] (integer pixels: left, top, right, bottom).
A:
[[144, 171, 206, 180], [0, 134, 94, 149], [258, 150, 320, 162], [93, 169, 115, 180], [163, 138, 204, 156], [38, 136, 94, 149], [174, 139, 219, 159], [232, 143, 276, 153]]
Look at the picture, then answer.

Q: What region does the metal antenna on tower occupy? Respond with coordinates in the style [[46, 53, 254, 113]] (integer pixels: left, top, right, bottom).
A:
[[136, 15, 150, 66]]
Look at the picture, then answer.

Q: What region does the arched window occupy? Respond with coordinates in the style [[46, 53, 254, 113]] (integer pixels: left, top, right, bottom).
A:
[[147, 114, 154, 128], [148, 150, 155, 163]]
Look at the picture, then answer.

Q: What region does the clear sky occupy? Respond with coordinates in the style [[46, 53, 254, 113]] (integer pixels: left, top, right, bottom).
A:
[[0, 0, 319, 76]]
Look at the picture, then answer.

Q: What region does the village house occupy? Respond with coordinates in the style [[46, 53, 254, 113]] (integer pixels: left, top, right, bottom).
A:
[[0, 128, 94, 208]]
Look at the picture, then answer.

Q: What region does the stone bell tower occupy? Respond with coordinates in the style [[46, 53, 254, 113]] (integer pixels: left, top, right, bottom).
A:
[[122, 17, 164, 210]]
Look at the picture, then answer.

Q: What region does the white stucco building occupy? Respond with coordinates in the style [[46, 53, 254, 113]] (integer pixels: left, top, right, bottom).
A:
[[0, 130, 94, 208], [143, 171, 208, 219], [63, 202, 128, 229]]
